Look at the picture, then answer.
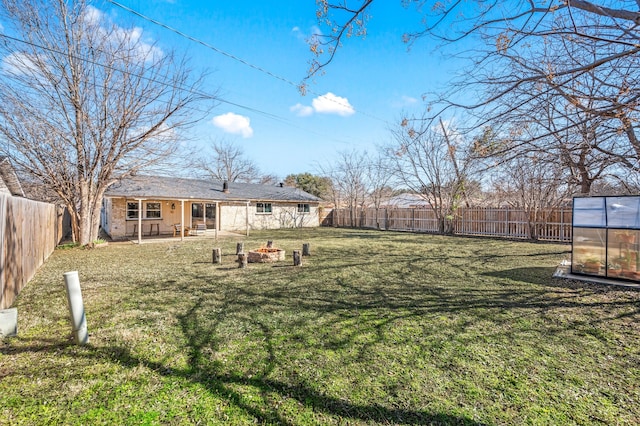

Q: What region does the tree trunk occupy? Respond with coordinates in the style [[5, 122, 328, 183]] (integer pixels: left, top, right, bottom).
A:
[[67, 202, 80, 243], [212, 248, 221, 264], [238, 253, 247, 268], [89, 192, 104, 244], [293, 250, 302, 266], [78, 179, 92, 246]]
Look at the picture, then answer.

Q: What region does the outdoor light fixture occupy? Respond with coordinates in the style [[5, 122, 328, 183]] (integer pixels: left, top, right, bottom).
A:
[[171, 203, 175, 210]]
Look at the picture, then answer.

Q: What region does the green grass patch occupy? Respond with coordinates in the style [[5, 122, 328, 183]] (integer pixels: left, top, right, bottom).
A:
[[55, 242, 80, 250], [2, 228, 639, 424]]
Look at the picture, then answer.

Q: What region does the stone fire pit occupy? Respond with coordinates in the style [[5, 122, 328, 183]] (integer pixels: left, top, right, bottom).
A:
[[247, 247, 285, 263]]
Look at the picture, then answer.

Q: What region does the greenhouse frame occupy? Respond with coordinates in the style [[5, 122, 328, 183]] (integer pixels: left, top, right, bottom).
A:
[[572, 196, 640, 282]]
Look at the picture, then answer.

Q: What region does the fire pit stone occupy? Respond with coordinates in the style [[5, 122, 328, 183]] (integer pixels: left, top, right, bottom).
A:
[[247, 247, 285, 263]]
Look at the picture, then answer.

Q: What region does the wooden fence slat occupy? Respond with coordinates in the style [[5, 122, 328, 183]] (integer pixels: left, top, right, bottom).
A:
[[327, 206, 573, 243], [0, 194, 59, 310]]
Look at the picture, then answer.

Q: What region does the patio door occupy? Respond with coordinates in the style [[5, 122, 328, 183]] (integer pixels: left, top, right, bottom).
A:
[[191, 203, 216, 229], [205, 203, 216, 229]]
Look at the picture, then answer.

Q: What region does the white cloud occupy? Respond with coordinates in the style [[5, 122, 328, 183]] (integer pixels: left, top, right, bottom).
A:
[[312, 92, 355, 116], [290, 92, 355, 117], [85, 5, 163, 62], [401, 95, 418, 105], [1, 52, 40, 76], [292, 25, 323, 42], [84, 5, 103, 26], [290, 103, 314, 117], [391, 95, 419, 108], [211, 112, 253, 138]]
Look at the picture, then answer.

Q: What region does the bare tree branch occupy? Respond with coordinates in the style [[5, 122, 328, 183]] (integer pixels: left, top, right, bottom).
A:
[[0, 0, 213, 245]]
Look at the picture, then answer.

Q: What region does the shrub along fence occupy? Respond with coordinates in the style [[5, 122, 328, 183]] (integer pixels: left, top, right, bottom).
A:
[[1, 194, 63, 310], [327, 207, 572, 243]]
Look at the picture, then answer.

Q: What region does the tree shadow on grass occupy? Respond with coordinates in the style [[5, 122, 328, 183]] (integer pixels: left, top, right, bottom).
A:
[[2, 305, 485, 425], [483, 266, 559, 286], [95, 345, 484, 425], [4, 232, 636, 424], [5, 267, 639, 424]]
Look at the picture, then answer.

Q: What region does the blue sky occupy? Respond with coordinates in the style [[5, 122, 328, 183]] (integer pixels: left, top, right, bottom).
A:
[[104, 0, 457, 177]]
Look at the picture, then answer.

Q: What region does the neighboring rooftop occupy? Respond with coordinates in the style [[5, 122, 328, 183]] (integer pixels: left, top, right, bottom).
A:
[[105, 175, 321, 203], [378, 193, 430, 208], [0, 156, 25, 197]]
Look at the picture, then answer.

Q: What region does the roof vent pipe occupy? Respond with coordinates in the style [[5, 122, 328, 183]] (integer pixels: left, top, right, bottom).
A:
[[223, 181, 229, 193]]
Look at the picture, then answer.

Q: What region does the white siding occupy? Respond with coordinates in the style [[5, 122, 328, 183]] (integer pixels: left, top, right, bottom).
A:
[[221, 202, 319, 232]]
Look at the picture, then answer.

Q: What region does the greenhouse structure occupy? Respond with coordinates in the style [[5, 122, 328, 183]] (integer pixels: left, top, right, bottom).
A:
[[572, 196, 640, 282]]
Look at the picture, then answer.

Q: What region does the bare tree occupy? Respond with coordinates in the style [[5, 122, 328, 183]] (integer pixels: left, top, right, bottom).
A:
[[473, 97, 623, 196], [364, 153, 395, 209], [471, 19, 639, 173], [490, 153, 572, 240], [317, 150, 369, 226], [0, 0, 211, 245], [385, 117, 476, 234], [196, 139, 263, 183], [311, 1, 640, 173]]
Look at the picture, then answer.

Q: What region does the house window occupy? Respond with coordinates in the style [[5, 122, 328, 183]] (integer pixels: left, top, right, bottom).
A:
[[146, 202, 161, 218], [127, 202, 140, 219], [256, 202, 272, 214], [297, 203, 310, 213], [126, 201, 162, 219]]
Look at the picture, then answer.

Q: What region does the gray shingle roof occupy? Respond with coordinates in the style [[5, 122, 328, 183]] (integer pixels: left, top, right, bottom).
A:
[[105, 175, 321, 203], [0, 156, 25, 197]]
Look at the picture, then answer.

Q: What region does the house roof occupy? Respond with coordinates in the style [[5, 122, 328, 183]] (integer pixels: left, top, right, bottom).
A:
[[378, 193, 430, 208], [105, 175, 321, 203], [0, 156, 25, 197]]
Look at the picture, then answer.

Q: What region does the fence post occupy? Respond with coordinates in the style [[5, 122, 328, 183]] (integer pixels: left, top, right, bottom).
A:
[[385, 208, 389, 230], [505, 207, 509, 237]]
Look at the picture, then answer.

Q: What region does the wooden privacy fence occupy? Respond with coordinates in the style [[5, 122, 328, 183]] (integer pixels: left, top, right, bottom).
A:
[[328, 207, 572, 242], [1, 194, 62, 310]]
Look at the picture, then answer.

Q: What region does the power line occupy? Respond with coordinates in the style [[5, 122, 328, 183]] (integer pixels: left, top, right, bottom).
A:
[[106, 0, 390, 125], [0, 33, 355, 145], [107, 1, 303, 89]]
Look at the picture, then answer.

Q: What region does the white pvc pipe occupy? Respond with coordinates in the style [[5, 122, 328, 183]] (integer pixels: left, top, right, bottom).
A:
[[63, 271, 89, 345]]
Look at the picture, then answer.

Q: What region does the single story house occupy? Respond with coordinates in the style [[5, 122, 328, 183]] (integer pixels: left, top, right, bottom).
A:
[[102, 175, 321, 241]]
